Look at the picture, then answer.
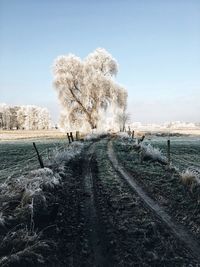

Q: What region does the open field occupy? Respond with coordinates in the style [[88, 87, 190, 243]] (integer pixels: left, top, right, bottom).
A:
[[148, 135, 200, 171], [133, 128, 200, 137], [0, 129, 66, 141], [0, 130, 68, 182], [166, 128, 200, 136], [0, 138, 67, 182], [1, 133, 199, 183]]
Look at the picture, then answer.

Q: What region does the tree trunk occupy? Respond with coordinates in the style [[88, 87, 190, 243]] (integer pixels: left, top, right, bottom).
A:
[[88, 119, 96, 129]]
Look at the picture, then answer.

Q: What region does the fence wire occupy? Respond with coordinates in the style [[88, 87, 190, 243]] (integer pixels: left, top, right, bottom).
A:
[[0, 140, 68, 182]]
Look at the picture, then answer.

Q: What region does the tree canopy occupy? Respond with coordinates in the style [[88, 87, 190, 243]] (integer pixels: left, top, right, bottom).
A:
[[53, 48, 127, 132], [0, 104, 51, 130]]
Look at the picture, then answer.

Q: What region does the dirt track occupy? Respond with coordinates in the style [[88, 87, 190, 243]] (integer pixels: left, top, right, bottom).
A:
[[79, 138, 199, 266], [108, 140, 200, 263]]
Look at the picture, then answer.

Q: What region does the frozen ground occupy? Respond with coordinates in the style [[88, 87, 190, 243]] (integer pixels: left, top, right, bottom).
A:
[[113, 135, 200, 244], [144, 135, 200, 171], [0, 130, 65, 141], [0, 138, 67, 182], [130, 123, 200, 136], [1, 134, 199, 183]]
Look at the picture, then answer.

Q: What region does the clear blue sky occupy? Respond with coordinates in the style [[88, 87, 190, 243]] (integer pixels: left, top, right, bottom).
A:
[[0, 0, 199, 123]]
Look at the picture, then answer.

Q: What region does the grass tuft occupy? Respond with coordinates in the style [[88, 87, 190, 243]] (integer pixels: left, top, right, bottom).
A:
[[180, 167, 200, 191]]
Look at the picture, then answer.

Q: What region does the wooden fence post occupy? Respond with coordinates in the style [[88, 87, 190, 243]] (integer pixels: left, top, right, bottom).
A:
[[70, 132, 74, 142], [128, 126, 131, 136], [76, 131, 80, 141], [138, 135, 145, 144], [33, 142, 44, 168], [167, 139, 171, 166], [67, 133, 71, 144]]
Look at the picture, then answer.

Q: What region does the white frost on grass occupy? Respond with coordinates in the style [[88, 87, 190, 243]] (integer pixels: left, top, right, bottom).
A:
[[140, 143, 167, 164], [0, 141, 85, 206], [0, 167, 61, 209], [116, 132, 134, 147], [30, 168, 60, 188], [180, 167, 200, 190], [0, 140, 87, 265], [0, 141, 85, 225], [117, 135, 167, 164], [116, 132, 130, 139], [0, 228, 54, 266], [84, 132, 108, 141], [51, 141, 85, 166], [0, 212, 5, 227]]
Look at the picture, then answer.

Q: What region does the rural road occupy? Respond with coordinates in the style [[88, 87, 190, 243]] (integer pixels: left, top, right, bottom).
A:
[[79, 138, 200, 266]]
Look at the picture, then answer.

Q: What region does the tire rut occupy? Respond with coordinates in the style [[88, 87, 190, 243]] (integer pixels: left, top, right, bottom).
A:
[[82, 142, 111, 266], [108, 140, 200, 263]]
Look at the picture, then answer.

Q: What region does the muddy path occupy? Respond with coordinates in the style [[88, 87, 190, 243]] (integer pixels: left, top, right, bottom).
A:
[[80, 138, 199, 266], [81, 143, 113, 266]]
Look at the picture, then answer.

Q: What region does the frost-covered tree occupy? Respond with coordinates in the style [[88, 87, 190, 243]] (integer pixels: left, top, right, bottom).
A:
[[0, 104, 6, 129], [17, 106, 27, 129], [0, 104, 51, 130], [10, 106, 20, 129], [0, 104, 11, 129], [116, 110, 130, 132], [53, 48, 127, 132], [38, 108, 51, 130]]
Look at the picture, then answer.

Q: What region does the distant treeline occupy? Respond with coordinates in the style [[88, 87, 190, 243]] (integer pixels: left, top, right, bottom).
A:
[[0, 104, 51, 130]]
